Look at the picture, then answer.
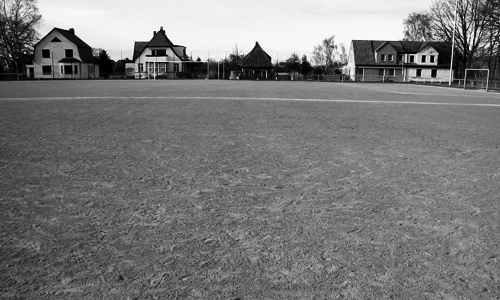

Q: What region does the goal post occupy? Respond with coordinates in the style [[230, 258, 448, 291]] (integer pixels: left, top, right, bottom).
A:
[[463, 69, 489, 92]]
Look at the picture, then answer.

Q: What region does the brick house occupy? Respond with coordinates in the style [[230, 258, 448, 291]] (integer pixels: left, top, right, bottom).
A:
[[26, 28, 99, 79], [347, 40, 453, 82]]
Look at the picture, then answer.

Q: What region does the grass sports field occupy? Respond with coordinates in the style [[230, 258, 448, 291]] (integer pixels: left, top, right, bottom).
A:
[[1, 80, 499, 299]]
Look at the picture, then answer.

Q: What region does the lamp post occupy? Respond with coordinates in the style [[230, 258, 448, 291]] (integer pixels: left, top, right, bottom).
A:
[[449, 0, 459, 86]]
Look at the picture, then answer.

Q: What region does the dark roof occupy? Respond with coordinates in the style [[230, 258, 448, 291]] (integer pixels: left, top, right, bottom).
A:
[[241, 42, 274, 69], [132, 42, 149, 61], [352, 40, 452, 66], [34, 28, 96, 64], [132, 27, 187, 61], [147, 27, 174, 47], [54, 28, 92, 48], [59, 57, 81, 63]]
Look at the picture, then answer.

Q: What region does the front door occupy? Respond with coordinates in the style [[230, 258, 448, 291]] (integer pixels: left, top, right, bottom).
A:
[[29, 67, 34, 79]]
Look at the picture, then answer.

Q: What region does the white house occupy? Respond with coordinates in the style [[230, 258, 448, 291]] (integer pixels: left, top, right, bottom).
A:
[[347, 40, 453, 82], [26, 28, 99, 79], [130, 27, 188, 79]]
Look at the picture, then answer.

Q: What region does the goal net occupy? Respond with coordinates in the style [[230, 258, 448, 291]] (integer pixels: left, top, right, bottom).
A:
[[463, 69, 490, 91]]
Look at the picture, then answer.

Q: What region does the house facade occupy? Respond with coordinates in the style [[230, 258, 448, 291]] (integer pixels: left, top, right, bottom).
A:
[[239, 42, 274, 80], [347, 40, 453, 82], [26, 28, 99, 79], [130, 27, 188, 79]]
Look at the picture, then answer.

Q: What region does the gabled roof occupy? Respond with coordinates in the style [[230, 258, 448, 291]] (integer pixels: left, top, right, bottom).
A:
[[147, 27, 174, 47], [34, 27, 96, 64], [351, 40, 452, 66], [241, 42, 274, 69], [132, 27, 186, 61]]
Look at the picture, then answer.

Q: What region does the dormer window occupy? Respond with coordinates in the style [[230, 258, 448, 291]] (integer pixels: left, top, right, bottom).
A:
[[398, 54, 404, 62], [381, 54, 387, 62], [409, 55, 415, 63], [388, 54, 394, 62], [430, 55, 435, 63], [421, 55, 427, 63]]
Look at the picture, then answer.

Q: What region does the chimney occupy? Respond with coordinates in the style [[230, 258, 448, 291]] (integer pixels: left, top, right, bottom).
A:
[[153, 31, 157, 36], [69, 28, 75, 34]]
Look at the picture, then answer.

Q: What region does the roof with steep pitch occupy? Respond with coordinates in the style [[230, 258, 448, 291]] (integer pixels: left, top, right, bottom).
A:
[[34, 28, 96, 64], [352, 40, 452, 66], [241, 42, 274, 69], [132, 27, 186, 61]]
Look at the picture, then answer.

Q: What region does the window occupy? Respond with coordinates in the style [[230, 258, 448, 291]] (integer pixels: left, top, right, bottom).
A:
[[388, 54, 394, 62], [388, 69, 395, 77], [74, 65, 78, 75], [88, 65, 93, 74], [159, 63, 166, 73], [421, 55, 426, 63], [138, 63, 144, 72], [157, 49, 166, 56], [431, 69, 437, 78], [398, 54, 404, 62], [430, 55, 435, 63], [42, 66, 52, 74], [64, 65, 72, 74], [147, 62, 154, 73], [409, 55, 415, 63], [174, 63, 179, 72], [379, 69, 385, 76], [42, 49, 50, 58], [65, 49, 73, 58], [416, 69, 422, 77], [380, 54, 386, 62]]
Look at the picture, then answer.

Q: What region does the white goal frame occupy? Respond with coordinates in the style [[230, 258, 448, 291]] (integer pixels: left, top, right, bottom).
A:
[[463, 69, 489, 92]]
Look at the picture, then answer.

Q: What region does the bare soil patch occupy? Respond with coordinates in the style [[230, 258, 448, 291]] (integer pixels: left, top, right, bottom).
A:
[[1, 81, 499, 299]]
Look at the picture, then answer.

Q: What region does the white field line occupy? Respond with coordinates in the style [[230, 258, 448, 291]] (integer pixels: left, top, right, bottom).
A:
[[337, 82, 500, 99], [2, 96, 500, 107]]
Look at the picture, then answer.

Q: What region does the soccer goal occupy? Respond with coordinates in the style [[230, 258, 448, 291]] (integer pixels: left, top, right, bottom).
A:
[[463, 69, 489, 92]]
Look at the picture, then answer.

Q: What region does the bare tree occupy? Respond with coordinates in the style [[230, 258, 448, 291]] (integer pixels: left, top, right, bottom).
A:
[[431, 0, 492, 75], [338, 43, 348, 65], [0, 0, 42, 72], [322, 35, 337, 73], [312, 44, 325, 69], [403, 11, 434, 41]]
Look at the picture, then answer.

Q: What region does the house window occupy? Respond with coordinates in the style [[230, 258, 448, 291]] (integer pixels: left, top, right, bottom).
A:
[[64, 65, 73, 74], [159, 63, 166, 73], [65, 49, 73, 58], [398, 54, 404, 62], [379, 69, 385, 76], [147, 62, 154, 73], [42, 49, 50, 58], [388, 69, 395, 77], [388, 54, 394, 62], [88, 65, 93, 74], [42, 65, 52, 74], [431, 69, 437, 78], [409, 55, 415, 63], [174, 63, 179, 72], [416, 69, 422, 77], [421, 55, 426, 63], [430, 55, 435, 63], [138, 63, 144, 72], [157, 49, 166, 56], [381, 54, 386, 62], [74, 65, 78, 75]]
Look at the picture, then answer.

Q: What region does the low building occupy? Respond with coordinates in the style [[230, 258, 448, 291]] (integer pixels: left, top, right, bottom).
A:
[[347, 40, 453, 82], [26, 28, 99, 79], [131, 27, 188, 79], [240, 42, 274, 80]]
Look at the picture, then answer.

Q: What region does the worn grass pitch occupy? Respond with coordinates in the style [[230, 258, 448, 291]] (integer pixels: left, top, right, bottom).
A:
[[1, 80, 499, 299]]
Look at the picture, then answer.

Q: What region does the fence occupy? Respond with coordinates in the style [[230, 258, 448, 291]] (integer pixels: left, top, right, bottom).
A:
[[0, 73, 31, 81]]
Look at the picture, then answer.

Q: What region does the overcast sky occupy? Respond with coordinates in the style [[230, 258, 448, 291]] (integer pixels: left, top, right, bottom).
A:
[[38, 0, 434, 61]]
